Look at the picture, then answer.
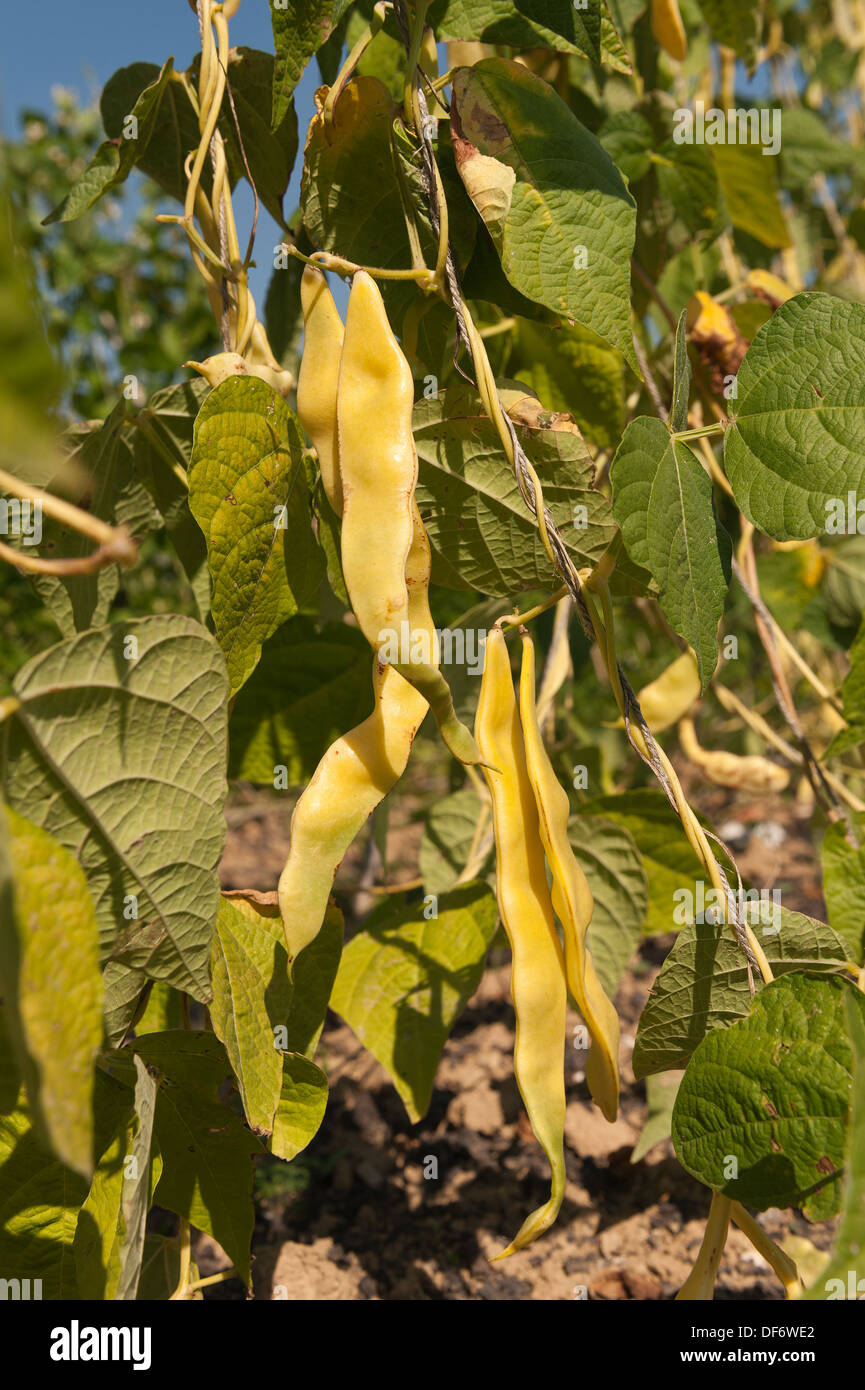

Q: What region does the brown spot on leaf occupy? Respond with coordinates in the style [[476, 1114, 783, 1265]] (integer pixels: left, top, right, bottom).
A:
[[816, 1155, 836, 1176]]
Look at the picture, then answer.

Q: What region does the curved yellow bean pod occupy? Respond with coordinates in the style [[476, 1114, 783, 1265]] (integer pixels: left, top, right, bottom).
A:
[[338, 270, 416, 649], [519, 632, 620, 1123], [297, 265, 344, 515], [476, 625, 567, 1258], [277, 655, 427, 963], [678, 716, 790, 794], [651, 0, 687, 61]]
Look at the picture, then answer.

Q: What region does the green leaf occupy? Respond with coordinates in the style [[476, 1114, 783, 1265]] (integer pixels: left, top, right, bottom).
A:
[[218, 48, 298, 228], [0, 1006, 19, 1117], [599, 110, 654, 186], [431, 0, 602, 62], [611, 415, 731, 686], [44, 59, 174, 222], [131, 1031, 262, 1284], [827, 620, 865, 756], [16, 403, 160, 637], [655, 141, 720, 242], [634, 911, 851, 1079], [135, 1232, 192, 1301], [301, 76, 426, 326], [673, 974, 864, 1219], [73, 1119, 130, 1300], [781, 108, 864, 190], [331, 882, 498, 1121], [0, 1069, 131, 1299], [823, 537, 865, 631], [136, 982, 184, 1036], [451, 58, 637, 368], [420, 787, 494, 898], [822, 817, 865, 967], [344, 5, 406, 101], [0, 1100, 86, 1299], [132, 379, 211, 621], [712, 144, 790, 248], [577, 790, 703, 935], [281, 903, 344, 1058], [228, 617, 372, 784], [115, 1055, 159, 1301], [1, 809, 103, 1178], [189, 376, 321, 696], [73, 1054, 156, 1301], [413, 384, 616, 595], [271, 0, 352, 128], [100, 62, 201, 205], [209, 899, 288, 1136], [632, 1070, 682, 1163], [804, 989, 865, 1298], [220, 892, 343, 1060], [670, 310, 691, 434], [509, 318, 626, 450], [695, 0, 761, 69], [4, 617, 229, 1002], [269, 1052, 329, 1161], [568, 814, 647, 998], [724, 294, 865, 541]]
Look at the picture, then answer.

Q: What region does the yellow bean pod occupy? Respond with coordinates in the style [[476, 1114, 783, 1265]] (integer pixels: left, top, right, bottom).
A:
[[338, 270, 416, 650], [476, 625, 567, 1258], [186, 350, 294, 398], [609, 649, 700, 734], [297, 265, 345, 515], [337, 271, 484, 766], [519, 633, 620, 1122], [678, 716, 790, 794], [651, 0, 688, 61], [277, 656, 428, 963]]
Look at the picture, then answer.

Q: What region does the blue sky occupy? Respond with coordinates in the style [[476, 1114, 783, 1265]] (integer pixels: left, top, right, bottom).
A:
[[0, 0, 324, 315]]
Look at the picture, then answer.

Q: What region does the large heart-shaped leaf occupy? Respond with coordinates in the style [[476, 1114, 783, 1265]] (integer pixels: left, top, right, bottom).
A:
[[724, 294, 865, 541], [673, 974, 864, 1219], [451, 58, 637, 368], [3, 616, 229, 1002]]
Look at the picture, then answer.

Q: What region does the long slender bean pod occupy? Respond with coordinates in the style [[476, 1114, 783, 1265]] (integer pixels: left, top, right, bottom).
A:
[[519, 632, 620, 1122], [338, 270, 484, 765], [476, 625, 567, 1257], [277, 657, 428, 963]]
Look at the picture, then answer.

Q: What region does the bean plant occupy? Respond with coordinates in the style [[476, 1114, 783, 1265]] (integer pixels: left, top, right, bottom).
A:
[[1, 0, 865, 1305]]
